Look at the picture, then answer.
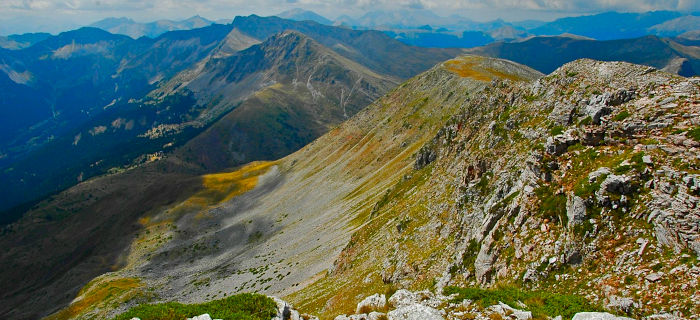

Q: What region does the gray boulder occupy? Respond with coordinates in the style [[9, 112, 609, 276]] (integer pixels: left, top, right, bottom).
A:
[[545, 130, 579, 155], [606, 295, 638, 314], [387, 304, 444, 320], [572, 312, 634, 320], [567, 194, 587, 226], [356, 293, 386, 314], [388, 289, 417, 308]]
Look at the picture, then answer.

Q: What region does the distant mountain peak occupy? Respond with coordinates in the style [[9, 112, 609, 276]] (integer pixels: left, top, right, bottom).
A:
[[276, 8, 332, 25]]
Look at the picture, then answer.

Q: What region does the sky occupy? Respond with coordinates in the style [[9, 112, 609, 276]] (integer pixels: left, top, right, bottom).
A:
[[1, 0, 699, 35]]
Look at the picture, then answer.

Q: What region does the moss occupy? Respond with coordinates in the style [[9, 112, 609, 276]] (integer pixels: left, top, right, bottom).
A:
[[113, 293, 277, 320], [613, 110, 630, 121]]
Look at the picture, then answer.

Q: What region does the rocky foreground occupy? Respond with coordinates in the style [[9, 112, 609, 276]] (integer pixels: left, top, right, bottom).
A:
[[127, 289, 685, 320]]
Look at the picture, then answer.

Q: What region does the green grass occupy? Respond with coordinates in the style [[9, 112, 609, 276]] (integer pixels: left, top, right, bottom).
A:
[[112, 293, 277, 320], [613, 110, 630, 121], [443, 286, 601, 319], [534, 185, 568, 225], [688, 126, 700, 143], [550, 126, 564, 136]]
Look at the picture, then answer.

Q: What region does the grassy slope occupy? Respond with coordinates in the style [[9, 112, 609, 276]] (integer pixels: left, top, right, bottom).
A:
[[286, 56, 543, 319], [290, 58, 700, 319]]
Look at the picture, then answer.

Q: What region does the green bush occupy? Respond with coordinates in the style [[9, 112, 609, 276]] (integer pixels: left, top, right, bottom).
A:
[[112, 293, 277, 320], [443, 286, 601, 319], [613, 110, 630, 121]]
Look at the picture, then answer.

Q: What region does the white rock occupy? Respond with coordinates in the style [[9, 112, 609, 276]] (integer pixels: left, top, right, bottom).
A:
[[187, 314, 213, 320], [645, 272, 664, 282], [497, 302, 532, 320], [356, 293, 386, 313], [368, 311, 387, 320], [572, 312, 634, 320], [334, 315, 351, 320], [130, 318, 141, 320], [388, 289, 417, 308], [388, 304, 444, 320], [349, 314, 368, 320]]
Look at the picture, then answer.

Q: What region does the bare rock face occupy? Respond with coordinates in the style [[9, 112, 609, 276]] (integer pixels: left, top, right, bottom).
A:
[[567, 194, 587, 227]]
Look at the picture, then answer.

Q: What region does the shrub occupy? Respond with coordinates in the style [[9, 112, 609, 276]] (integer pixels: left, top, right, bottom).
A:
[[112, 293, 277, 320]]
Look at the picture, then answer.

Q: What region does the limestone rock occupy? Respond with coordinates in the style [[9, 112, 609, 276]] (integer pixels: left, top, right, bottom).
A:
[[356, 294, 386, 314], [388, 289, 417, 308], [645, 272, 664, 282], [387, 303, 444, 320], [567, 194, 587, 226], [186, 314, 213, 320], [572, 312, 634, 320], [606, 295, 637, 314], [368, 312, 387, 320]]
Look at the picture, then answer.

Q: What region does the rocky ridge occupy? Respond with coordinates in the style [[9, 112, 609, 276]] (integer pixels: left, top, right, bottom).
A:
[[288, 58, 699, 319]]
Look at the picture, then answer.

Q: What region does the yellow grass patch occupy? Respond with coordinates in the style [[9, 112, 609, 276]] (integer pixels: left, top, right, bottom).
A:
[[444, 58, 492, 81], [444, 56, 524, 82], [180, 161, 276, 211], [45, 277, 142, 320]]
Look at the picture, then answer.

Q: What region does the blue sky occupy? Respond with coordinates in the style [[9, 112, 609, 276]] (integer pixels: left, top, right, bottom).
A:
[[1, 0, 699, 35]]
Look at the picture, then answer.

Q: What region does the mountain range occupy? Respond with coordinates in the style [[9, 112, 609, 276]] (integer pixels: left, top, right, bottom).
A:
[[0, 15, 461, 222], [88, 16, 224, 39], [0, 10, 699, 320]]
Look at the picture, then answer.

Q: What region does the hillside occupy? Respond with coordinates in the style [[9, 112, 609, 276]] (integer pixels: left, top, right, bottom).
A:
[[0, 16, 461, 218], [169, 31, 397, 171], [286, 57, 700, 319], [466, 35, 700, 77]]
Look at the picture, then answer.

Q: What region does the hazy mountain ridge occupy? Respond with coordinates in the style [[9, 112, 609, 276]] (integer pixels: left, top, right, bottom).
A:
[[466, 35, 700, 76], [89, 16, 216, 39]]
